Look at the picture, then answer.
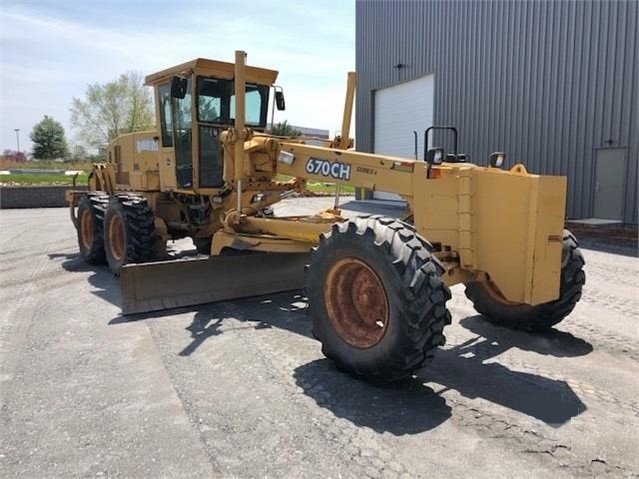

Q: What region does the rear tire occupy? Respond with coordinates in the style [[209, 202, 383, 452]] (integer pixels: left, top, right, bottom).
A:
[[76, 194, 108, 265], [193, 237, 212, 255], [307, 215, 452, 383], [104, 194, 157, 273], [464, 230, 585, 331]]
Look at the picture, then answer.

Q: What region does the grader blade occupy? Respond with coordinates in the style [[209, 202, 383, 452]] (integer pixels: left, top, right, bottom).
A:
[[120, 252, 310, 315]]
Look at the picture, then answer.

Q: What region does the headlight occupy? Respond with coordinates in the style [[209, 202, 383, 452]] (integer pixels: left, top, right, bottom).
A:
[[278, 150, 295, 165]]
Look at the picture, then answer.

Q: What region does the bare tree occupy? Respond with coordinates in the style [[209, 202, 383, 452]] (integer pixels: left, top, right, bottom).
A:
[[70, 71, 154, 148]]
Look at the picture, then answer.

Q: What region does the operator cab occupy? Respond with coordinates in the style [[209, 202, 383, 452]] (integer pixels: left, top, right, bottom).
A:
[[145, 58, 283, 192]]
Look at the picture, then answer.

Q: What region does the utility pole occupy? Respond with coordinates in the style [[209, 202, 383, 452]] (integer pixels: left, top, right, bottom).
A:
[[14, 128, 20, 153]]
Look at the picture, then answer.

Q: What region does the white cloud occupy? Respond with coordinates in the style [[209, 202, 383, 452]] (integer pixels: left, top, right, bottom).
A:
[[2, 10, 131, 55]]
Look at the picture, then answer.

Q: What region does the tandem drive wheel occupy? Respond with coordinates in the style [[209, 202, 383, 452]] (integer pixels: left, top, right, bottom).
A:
[[103, 195, 157, 273], [307, 215, 452, 383], [76, 193, 108, 265]]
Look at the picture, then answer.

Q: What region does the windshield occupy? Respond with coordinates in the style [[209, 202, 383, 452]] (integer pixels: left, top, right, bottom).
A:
[[197, 77, 269, 127]]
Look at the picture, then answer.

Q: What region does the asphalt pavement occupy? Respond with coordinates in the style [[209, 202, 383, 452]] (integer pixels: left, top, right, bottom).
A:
[[1, 201, 637, 478]]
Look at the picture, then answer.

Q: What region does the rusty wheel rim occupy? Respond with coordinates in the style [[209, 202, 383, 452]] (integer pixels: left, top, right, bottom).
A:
[[324, 257, 389, 349], [108, 215, 125, 262], [80, 209, 93, 250]]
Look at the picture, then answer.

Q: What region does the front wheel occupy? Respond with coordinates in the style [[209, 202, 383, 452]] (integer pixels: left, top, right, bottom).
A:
[[464, 230, 586, 331], [307, 215, 452, 383]]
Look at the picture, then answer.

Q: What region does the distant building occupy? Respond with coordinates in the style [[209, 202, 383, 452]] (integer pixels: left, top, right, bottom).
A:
[[293, 126, 330, 139], [356, 0, 638, 222]]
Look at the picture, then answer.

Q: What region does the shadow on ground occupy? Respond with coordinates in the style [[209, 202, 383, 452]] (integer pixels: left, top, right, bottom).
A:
[[420, 315, 589, 427], [459, 315, 593, 358], [421, 350, 586, 427], [49, 252, 122, 306], [294, 318, 588, 433], [169, 293, 311, 354], [166, 294, 588, 431], [294, 359, 451, 435], [50, 252, 588, 432]]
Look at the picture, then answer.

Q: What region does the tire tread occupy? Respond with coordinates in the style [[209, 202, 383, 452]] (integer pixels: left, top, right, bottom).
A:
[[309, 215, 452, 383], [104, 194, 157, 272]]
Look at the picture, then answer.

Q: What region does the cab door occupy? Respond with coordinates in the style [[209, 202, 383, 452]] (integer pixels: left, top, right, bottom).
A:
[[171, 77, 194, 189], [157, 82, 176, 190]]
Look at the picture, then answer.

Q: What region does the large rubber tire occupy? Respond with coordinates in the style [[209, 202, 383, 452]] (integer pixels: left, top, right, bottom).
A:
[[193, 237, 212, 255], [307, 215, 452, 383], [76, 194, 108, 265], [464, 230, 586, 331], [104, 194, 157, 273]]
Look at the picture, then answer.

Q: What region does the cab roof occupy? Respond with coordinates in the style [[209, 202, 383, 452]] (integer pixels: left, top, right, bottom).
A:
[[145, 58, 279, 87]]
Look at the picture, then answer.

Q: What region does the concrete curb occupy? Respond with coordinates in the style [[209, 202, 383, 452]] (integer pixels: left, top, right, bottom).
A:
[[566, 221, 638, 243], [0, 186, 87, 209]]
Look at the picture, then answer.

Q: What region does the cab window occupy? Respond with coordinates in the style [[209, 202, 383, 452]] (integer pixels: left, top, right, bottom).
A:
[[197, 77, 269, 127], [158, 83, 173, 147]]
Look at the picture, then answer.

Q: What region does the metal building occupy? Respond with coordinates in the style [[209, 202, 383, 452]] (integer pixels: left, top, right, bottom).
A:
[[355, 0, 638, 223]]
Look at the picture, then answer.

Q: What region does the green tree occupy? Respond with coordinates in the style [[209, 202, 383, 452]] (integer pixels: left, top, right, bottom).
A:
[[70, 71, 154, 148], [271, 120, 302, 137], [30, 116, 69, 160]]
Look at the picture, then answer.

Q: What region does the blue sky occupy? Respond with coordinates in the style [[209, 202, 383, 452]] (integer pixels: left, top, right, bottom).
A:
[[0, 0, 355, 153]]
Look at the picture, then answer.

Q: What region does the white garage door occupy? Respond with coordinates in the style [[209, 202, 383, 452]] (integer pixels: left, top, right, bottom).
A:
[[373, 74, 435, 200]]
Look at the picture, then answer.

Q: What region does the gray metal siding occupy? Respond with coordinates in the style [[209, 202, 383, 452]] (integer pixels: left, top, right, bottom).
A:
[[356, 0, 638, 223]]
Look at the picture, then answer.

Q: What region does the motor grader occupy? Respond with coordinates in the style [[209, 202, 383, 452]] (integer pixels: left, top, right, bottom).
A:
[[66, 51, 585, 383]]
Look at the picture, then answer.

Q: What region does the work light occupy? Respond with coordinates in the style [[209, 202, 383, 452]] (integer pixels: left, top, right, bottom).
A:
[[489, 152, 506, 168]]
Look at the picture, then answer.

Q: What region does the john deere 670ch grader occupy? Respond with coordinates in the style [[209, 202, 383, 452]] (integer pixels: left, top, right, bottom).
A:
[[66, 51, 585, 383]]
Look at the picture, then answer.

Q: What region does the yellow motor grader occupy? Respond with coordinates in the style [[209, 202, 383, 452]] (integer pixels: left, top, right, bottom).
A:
[[67, 51, 585, 382]]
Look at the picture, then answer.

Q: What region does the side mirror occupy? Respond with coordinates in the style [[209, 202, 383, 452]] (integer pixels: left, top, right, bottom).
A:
[[425, 147, 444, 165], [275, 90, 286, 111], [170, 76, 188, 99]]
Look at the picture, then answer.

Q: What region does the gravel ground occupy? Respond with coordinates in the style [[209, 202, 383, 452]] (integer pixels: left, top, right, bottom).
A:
[[1, 202, 637, 478]]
